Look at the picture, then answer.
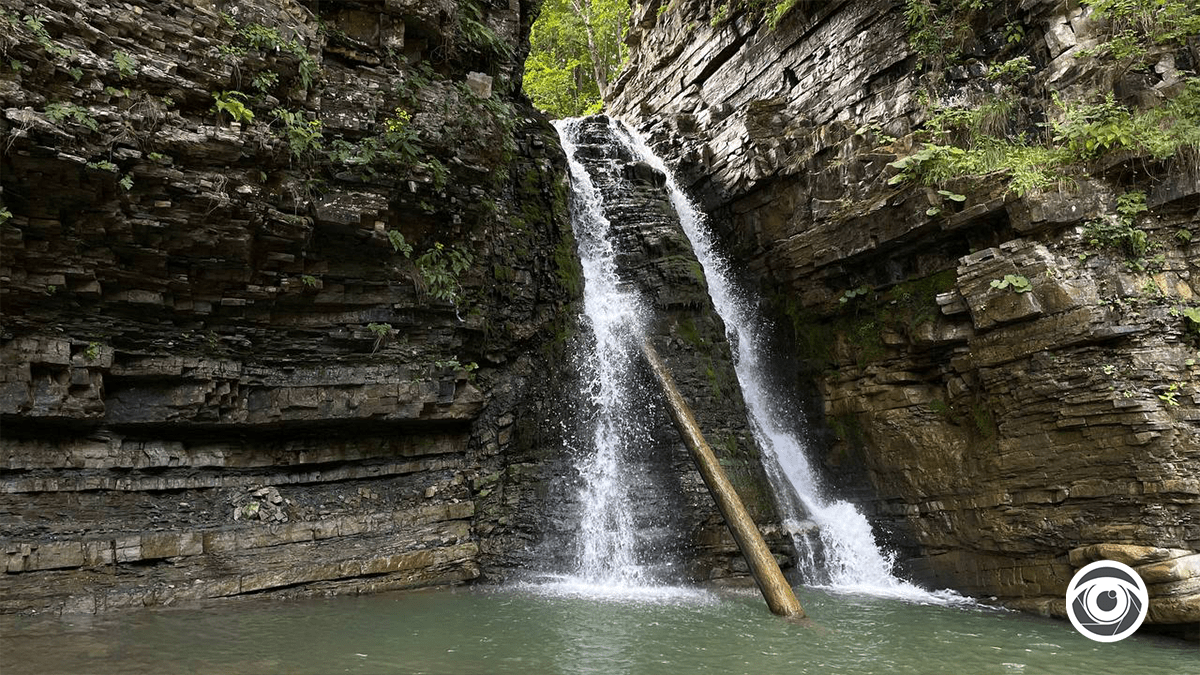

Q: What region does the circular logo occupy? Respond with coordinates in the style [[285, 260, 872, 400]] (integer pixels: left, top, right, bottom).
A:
[[1065, 559, 1149, 642]]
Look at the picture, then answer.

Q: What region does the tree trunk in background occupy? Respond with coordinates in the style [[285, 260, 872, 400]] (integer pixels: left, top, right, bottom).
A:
[[570, 0, 610, 99]]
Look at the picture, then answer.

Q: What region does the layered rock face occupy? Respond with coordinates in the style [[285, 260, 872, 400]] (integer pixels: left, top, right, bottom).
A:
[[0, 0, 581, 613], [611, 0, 1199, 633]]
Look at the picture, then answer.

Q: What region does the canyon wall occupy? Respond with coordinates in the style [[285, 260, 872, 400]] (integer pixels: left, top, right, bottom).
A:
[[611, 0, 1199, 634], [0, 0, 582, 614], [0, 0, 789, 615]]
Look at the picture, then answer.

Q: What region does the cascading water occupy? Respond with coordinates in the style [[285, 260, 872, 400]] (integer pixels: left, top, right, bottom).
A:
[[550, 118, 656, 590], [612, 120, 959, 602]]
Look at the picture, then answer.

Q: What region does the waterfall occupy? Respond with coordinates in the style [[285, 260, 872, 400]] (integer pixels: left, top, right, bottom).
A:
[[611, 120, 955, 601], [553, 118, 653, 587]]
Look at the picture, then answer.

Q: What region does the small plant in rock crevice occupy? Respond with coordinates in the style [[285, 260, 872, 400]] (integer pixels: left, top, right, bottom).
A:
[[926, 189, 965, 216], [990, 274, 1032, 293], [112, 50, 137, 79], [387, 230, 413, 257], [839, 284, 871, 304], [1083, 190, 1150, 260], [20, 13, 74, 62], [367, 322, 393, 353], [415, 242, 473, 305], [212, 91, 254, 124], [45, 102, 98, 132], [271, 108, 323, 162], [1158, 382, 1183, 406]]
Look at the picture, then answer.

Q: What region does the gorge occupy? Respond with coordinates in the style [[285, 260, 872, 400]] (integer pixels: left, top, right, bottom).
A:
[[2, 0, 1198, 653]]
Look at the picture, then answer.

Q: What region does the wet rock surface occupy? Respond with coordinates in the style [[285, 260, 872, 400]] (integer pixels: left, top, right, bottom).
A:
[[611, 0, 1199, 632], [0, 0, 579, 614]]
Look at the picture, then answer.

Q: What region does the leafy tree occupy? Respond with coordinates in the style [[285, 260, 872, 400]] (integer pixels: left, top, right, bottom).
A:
[[525, 0, 629, 118]]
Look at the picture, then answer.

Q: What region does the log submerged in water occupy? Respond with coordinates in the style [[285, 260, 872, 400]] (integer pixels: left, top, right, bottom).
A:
[[641, 341, 805, 618]]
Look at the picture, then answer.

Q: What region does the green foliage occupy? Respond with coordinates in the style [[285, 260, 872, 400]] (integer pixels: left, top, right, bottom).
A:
[[1083, 190, 1149, 258], [300, 274, 318, 287], [433, 358, 479, 373], [237, 22, 319, 91], [86, 159, 118, 172], [212, 91, 254, 124], [927, 189, 966, 216], [525, 0, 629, 117], [425, 157, 449, 191], [271, 109, 324, 161], [251, 71, 279, 93], [1052, 93, 1134, 157], [327, 108, 424, 179], [711, 3, 732, 26], [0, 207, 12, 224], [112, 50, 137, 79], [394, 58, 434, 104], [86, 159, 133, 190], [1158, 382, 1183, 406], [415, 242, 473, 305], [84, 342, 101, 362], [888, 140, 1064, 196], [989, 274, 1032, 293], [367, 322, 393, 352], [459, 1, 515, 61], [903, 0, 990, 68], [45, 102, 98, 132], [387, 230, 413, 257], [987, 56, 1032, 82], [1054, 82, 1200, 160], [839, 284, 871, 304], [890, 78, 1200, 197], [22, 14, 74, 61], [766, 0, 803, 30], [1003, 21, 1025, 45], [972, 403, 996, 438], [1080, 0, 1200, 62]]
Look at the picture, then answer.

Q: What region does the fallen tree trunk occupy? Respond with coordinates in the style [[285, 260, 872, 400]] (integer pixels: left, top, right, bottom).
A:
[[641, 341, 805, 618]]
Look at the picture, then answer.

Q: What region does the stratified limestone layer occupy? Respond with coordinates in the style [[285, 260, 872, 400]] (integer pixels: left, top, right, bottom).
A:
[[611, 0, 1200, 630]]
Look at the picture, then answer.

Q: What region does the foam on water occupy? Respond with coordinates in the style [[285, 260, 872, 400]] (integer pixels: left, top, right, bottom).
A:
[[522, 575, 718, 605]]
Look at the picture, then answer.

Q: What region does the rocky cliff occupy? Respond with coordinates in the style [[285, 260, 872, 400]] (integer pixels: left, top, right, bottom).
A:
[[0, 0, 582, 614], [0, 0, 794, 616], [611, 0, 1200, 635]]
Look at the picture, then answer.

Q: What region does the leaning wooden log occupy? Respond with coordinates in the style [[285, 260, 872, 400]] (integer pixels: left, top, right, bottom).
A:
[[641, 340, 805, 618]]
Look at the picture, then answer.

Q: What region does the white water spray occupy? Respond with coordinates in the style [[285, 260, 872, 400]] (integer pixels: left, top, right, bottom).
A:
[[553, 119, 653, 587], [613, 120, 959, 602]]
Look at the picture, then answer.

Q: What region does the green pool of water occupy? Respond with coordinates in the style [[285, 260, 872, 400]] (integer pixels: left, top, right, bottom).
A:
[[2, 584, 1194, 674]]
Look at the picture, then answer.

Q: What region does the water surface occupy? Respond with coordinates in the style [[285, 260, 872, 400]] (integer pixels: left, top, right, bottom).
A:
[[3, 586, 1194, 674]]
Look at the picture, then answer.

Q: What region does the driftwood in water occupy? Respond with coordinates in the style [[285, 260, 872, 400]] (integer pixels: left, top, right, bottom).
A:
[[641, 341, 805, 618]]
